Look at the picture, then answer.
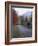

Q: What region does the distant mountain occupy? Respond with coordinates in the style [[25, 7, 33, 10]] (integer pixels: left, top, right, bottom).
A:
[[23, 11, 32, 17]]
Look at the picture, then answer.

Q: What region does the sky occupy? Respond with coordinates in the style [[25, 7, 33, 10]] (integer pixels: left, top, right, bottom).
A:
[[12, 7, 32, 16]]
